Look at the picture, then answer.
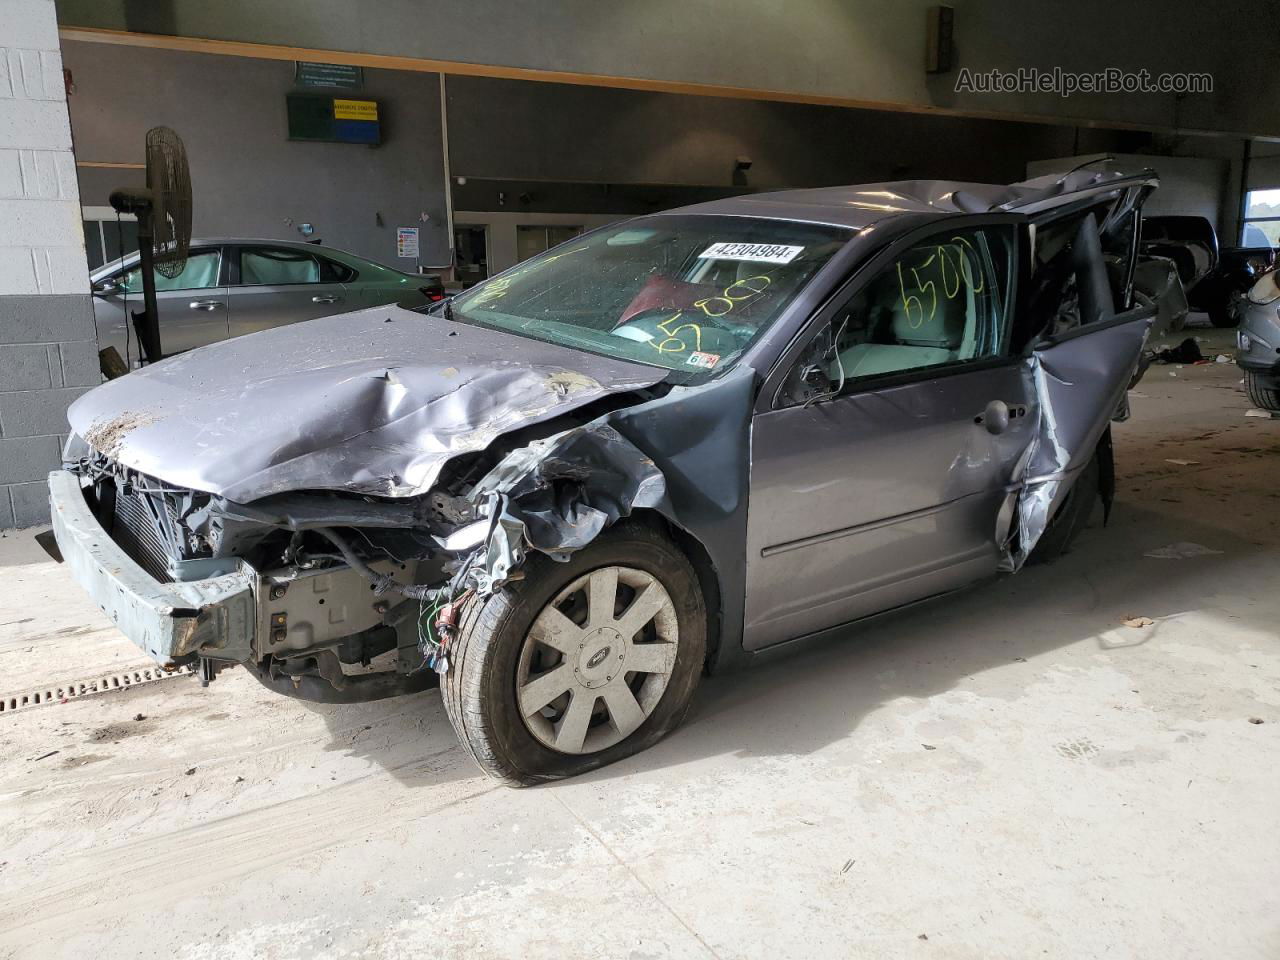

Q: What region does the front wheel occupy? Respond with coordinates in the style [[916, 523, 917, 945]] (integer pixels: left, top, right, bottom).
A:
[[441, 523, 706, 785], [1245, 370, 1280, 411]]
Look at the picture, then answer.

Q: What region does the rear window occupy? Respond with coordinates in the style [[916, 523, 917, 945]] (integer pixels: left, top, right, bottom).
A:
[[320, 257, 357, 283]]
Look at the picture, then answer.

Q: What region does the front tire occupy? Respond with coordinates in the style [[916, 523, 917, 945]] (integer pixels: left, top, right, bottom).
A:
[[1245, 370, 1280, 411], [441, 522, 706, 785]]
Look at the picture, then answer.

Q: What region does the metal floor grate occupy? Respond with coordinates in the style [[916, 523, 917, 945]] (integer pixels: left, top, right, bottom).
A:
[[0, 665, 197, 715]]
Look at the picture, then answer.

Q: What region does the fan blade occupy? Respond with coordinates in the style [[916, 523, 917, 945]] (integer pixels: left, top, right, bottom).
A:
[[145, 125, 192, 279]]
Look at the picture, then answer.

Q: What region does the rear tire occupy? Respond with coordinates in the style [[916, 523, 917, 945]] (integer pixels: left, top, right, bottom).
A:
[[1027, 450, 1101, 565], [441, 522, 706, 785], [1245, 370, 1280, 411], [1208, 301, 1238, 328]]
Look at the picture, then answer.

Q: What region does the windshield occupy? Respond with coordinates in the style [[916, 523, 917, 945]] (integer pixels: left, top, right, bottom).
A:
[[447, 215, 852, 378]]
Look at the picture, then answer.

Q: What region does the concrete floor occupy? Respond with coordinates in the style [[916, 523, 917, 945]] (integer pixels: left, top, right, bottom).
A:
[[0, 325, 1276, 959]]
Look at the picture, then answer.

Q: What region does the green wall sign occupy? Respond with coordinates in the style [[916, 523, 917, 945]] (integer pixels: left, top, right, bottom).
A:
[[295, 61, 364, 90]]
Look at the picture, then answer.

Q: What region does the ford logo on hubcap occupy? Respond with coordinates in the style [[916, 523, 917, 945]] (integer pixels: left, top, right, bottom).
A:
[[586, 646, 612, 669]]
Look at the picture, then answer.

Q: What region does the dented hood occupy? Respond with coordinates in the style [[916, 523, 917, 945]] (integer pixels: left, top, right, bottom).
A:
[[67, 306, 666, 502]]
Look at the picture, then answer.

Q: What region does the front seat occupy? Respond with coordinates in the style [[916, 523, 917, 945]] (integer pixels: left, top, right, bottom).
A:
[[836, 282, 968, 379]]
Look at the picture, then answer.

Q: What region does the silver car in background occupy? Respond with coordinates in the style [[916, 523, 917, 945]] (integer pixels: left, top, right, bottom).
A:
[[90, 238, 445, 362], [1237, 267, 1280, 410]]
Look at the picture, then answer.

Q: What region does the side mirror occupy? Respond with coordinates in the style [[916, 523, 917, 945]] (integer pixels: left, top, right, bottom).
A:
[[800, 363, 828, 386], [92, 278, 120, 297], [782, 351, 835, 407]]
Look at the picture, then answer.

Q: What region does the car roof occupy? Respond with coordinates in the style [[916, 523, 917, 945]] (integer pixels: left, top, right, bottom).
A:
[[661, 168, 1158, 229]]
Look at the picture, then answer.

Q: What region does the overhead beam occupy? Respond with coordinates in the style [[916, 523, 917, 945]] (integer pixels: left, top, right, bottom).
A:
[[58, 26, 1268, 142]]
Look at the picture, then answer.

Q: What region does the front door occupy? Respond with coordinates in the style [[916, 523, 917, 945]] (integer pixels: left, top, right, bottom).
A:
[[226, 244, 350, 339], [91, 247, 229, 361], [743, 221, 1033, 651]]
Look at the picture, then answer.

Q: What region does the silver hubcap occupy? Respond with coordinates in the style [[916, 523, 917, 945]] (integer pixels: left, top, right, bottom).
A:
[[516, 566, 679, 755]]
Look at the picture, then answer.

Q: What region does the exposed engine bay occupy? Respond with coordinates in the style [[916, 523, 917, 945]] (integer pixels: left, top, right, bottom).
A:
[[63, 379, 672, 702]]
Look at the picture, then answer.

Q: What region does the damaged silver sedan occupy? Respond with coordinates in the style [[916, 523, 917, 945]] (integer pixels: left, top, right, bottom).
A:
[[47, 169, 1157, 784]]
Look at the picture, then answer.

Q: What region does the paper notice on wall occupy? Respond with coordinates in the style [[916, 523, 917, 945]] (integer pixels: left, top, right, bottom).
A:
[[396, 227, 419, 258]]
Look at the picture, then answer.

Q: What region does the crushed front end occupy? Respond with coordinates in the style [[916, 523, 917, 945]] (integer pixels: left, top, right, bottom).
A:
[[44, 306, 676, 701], [49, 410, 669, 702], [49, 439, 491, 701]]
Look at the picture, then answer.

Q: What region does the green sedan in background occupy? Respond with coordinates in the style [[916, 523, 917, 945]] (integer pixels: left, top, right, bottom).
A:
[[90, 238, 445, 362]]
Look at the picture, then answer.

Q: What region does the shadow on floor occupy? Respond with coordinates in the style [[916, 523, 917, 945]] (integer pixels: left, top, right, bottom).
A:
[[305, 498, 1268, 789]]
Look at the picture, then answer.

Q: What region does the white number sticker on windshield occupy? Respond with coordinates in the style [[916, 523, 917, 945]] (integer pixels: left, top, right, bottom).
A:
[[697, 242, 804, 264]]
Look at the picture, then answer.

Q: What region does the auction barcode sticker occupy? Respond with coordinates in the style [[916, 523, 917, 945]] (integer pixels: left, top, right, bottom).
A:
[[697, 242, 803, 264]]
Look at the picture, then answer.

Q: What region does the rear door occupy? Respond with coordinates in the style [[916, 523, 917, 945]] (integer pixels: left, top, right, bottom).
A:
[[91, 246, 229, 361], [743, 218, 1034, 650], [225, 244, 350, 339], [347, 257, 431, 309]]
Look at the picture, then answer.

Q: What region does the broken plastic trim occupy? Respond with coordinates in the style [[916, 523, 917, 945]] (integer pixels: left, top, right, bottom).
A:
[[462, 422, 668, 596], [1000, 309, 1153, 571]]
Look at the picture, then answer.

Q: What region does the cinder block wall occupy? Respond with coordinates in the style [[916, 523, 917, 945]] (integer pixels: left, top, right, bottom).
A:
[[0, 0, 95, 530]]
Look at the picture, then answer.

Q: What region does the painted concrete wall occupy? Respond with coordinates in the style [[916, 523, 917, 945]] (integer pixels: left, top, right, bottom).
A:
[[446, 76, 1147, 189], [61, 40, 452, 268], [63, 42, 1154, 282], [55, 0, 1276, 138], [1247, 144, 1280, 191], [0, 0, 96, 530]]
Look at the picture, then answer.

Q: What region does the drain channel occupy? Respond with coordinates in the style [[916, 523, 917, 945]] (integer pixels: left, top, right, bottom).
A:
[[0, 665, 196, 715]]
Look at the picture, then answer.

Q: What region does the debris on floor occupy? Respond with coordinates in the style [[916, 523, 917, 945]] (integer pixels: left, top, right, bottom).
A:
[[1143, 542, 1224, 559], [1245, 408, 1276, 418], [1121, 615, 1155, 628], [1164, 458, 1200, 466], [1248, 717, 1264, 725], [1153, 338, 1203, 364]]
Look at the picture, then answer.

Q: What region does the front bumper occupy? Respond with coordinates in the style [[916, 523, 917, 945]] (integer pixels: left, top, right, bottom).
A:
[[1237, 304, 1280, 382], [48, 470, 257, 668]]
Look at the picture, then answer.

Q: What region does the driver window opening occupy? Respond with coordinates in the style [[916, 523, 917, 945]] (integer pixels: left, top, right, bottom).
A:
[[826, 226, 1010, 384]]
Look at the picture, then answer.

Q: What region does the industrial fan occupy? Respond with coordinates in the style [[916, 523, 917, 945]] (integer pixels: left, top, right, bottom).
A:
[[108, 126, 192, 364]]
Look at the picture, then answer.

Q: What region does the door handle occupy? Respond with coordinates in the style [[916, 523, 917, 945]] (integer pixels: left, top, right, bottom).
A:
[[189, 299, 224, 311], [975, 401, 1028, 434], [976, 400, 1010, 435], [311, 295, 341, 304]]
